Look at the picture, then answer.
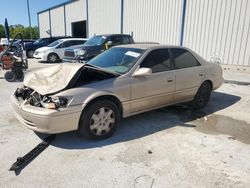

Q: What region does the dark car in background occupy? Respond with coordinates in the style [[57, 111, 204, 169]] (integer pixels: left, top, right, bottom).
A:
[[25, 36, 71, 58], [63, 34, 134, 63], [9, 39, 35, 51]]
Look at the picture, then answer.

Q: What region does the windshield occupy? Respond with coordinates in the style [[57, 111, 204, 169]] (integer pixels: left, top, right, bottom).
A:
[[84, 36, 107, 46], [33, 39, 42, 44], [48, 40, 62, 47], [87, 47, 145, 74]]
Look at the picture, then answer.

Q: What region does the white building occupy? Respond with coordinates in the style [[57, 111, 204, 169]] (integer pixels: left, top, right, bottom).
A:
[[38, 0, 250, 66]]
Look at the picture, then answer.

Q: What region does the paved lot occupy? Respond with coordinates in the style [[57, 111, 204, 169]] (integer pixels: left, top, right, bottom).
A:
[[0, 59, 250, 188]]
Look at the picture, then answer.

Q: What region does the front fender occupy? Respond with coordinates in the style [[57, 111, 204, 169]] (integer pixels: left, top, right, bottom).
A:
[[82, 91, 121, 108]]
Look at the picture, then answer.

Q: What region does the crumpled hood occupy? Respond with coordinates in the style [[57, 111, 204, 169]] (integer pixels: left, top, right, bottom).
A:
[[23, 63, 84, 95]]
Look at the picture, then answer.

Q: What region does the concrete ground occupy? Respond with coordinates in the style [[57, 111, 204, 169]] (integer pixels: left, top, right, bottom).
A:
[[0, 59, 250, 188]]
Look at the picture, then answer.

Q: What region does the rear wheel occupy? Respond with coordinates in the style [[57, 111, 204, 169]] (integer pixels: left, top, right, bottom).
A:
[[78, 100, 120, 139], [47, 53, 60, 63], [13, 69, 24, 80], [4, 71, 16, 82], [191, 81, 212, 109]]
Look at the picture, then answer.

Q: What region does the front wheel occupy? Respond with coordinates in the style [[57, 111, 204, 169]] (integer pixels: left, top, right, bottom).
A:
[[191, 82, 212, 109], [4, 71, 16, 82], [47, 53, 60, 63], [78, 100, 120, 140]]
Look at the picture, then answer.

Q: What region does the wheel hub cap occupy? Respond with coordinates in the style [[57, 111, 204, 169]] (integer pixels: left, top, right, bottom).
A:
[[90, 107, 115, 136]]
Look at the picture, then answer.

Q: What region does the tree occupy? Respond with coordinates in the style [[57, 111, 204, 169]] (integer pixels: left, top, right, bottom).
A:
[[0, 24, 39, 39], [0, 24, 6, 38]]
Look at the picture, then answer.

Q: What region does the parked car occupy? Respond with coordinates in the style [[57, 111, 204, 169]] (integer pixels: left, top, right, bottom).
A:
[[0, 38, 13, 46], [25, 36, 71, 58], [34, 38, 87, 63], [12, 39, 35, 48], [11, 44, 223, 139], [63, 34, 134, 63]]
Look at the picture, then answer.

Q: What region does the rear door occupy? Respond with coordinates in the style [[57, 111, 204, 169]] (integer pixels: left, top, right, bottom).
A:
[[170, 48, 205, 102], [130, 48, 175, 113]]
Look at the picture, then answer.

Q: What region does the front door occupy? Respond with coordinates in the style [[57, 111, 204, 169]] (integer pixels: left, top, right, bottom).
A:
[[130, 48, 175, 113]]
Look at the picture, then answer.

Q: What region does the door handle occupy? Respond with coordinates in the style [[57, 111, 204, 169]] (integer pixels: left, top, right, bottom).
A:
[[167, 79, 173, 82], [199, 73, 204, 77]]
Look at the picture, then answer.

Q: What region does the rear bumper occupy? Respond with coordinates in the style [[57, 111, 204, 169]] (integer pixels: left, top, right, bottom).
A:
[[11, 94, 83, 134]]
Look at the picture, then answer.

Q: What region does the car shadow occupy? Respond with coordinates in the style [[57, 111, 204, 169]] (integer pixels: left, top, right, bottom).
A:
[[39, 91, 241, 149]]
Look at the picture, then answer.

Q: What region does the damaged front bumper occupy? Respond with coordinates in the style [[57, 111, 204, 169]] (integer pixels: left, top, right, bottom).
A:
[[11, 93, 83, 134]]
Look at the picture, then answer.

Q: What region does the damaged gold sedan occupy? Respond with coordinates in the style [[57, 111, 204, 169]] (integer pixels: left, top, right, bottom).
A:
[[11, 44, 223, 139]]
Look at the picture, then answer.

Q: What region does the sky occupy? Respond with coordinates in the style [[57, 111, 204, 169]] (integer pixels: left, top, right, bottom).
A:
[[0, 0, 68, 27]]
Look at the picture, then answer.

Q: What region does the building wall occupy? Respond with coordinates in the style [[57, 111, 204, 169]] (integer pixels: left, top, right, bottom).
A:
[[88, 0, 121, 37], [123, 0, 182, 45], [65, 0, 87, 36], [50, 7, 65, 37], [38, 12, 50, 38], [183, 0, 250, 66], [38, 0, 250, 66]]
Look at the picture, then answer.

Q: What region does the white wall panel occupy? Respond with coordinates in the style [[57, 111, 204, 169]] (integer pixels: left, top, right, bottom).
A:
[[123, 0, 182, 45], [38, 0, 250, 66], [184, 0, 250, 66], [88, 0, 121, 37], [65, 0, 86, 36], [50, 7, 65, 36], [38, 12, 50, 38]]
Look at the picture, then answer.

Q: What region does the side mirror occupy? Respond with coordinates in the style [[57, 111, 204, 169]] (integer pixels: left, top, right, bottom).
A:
[[133, 68, 152, 77], [106, 41, 112, 46]]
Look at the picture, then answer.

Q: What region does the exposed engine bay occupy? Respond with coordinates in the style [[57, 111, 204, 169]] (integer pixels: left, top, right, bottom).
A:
[[15, 66, 116, 109], [14, 87, 68, 109]]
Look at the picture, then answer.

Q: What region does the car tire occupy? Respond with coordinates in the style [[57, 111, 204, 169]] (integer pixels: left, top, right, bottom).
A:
[[47, 53, 60, 63], [13, 69, 24, 80], [4, 71, 16, 82], [78, 100, 120, 140], [191, 81, 212, 109], [27, 50, 34, 58]]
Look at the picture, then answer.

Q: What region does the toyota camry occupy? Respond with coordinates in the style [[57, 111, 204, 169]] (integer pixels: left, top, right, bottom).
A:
[[11, 44, 223, 139]]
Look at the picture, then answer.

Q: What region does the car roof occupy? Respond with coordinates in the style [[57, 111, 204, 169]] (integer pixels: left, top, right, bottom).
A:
[[59, 38, 88, 42], [114, 43, 187, 50], [94, 34, 131, 37]]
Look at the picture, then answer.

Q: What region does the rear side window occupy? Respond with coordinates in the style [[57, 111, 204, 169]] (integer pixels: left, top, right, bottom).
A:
[[110, 36, 122, 45], [72, 40, 85, 45], [141, 49, 172, 73], [171, 48, 200, 69]]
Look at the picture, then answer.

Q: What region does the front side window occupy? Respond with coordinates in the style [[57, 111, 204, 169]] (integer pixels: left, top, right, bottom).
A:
[[140, 48, 172, 73], [48, 40, 63, 47], [84, 36, 107, 46], [171, 48, 200, 69]]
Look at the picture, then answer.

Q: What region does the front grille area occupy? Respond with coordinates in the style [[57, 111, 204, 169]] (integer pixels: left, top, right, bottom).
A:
[[64, 50, 75, 57]]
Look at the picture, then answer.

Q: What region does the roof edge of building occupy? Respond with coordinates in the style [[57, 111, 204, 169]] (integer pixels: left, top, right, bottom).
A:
[[37, 0, 79, 15]]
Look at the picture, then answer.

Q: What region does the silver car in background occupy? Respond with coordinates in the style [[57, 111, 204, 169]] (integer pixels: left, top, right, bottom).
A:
[[11, 44, 223, 139]]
